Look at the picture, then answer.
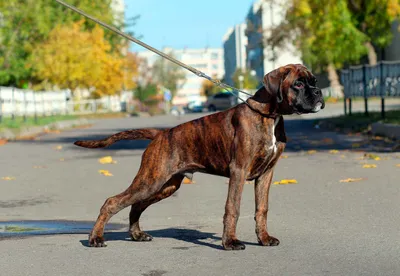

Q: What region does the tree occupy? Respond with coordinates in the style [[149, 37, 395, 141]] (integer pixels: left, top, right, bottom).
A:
[[268, 0, 369, 95], [151, 53, 186, 99], [347, 0, 400, 65], [134, 83, 158, 103], [30, 21, 137, 97], [200, 74, 220, 97], [0, 0, 136, 87], [232, 69, 259, 90]]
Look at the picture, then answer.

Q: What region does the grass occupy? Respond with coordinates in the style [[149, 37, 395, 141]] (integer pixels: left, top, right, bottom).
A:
[[316, 109, 400, 132], [0, 112, 128, 131]]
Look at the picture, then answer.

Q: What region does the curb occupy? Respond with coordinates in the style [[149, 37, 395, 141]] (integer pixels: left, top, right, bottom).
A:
[[371, 122, 400, 140], [0, 118, 91, 140]]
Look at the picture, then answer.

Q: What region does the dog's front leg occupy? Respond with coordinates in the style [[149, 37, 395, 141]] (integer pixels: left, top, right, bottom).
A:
[[254, 170, 280, 246], [222, 165, 247, 250]]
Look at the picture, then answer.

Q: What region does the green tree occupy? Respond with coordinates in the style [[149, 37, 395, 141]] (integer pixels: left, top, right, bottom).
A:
[[268, 0, 368, 95], [134, 83, 158, 103], [232, 69, 259, 90], [347, 0, 400, 65], [0, 0, 137, 87], [151, 53, 186, 99]]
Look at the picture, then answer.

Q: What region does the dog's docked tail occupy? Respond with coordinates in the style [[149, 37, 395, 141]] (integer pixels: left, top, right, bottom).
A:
[[74, 128, 165, 148]]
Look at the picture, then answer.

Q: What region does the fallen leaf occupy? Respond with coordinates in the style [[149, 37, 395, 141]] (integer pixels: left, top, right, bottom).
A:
[[340, 178, 364, 183], [307, 150, 317, 154], [98, 156, 117, 164], [322, 138, 334, 144], [364, 153, 381, 161], [362, 164, 377, 168], [33, 165, 47, 169], [340, 155, 346, 158], [1, 176, 16, 181], [372, 136, 384, 141], [273, 179, 298, 185], [329, 150, 339, 154], [280, 155, 289, 159], [54, 145, 63, 150], [59, 158, 65, 162], [352, 143, 361, 148], [0, 139, 8, 146], [98, 170, 113, 176], [183, 177, 195, 184], [396, 164, 400, 167]]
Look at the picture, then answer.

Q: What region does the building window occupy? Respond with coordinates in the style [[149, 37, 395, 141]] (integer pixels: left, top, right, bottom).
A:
[[211, 53, 219, 60]]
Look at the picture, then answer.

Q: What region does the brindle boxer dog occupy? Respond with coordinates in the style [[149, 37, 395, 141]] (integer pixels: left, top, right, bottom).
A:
[[75, 64, 325, 250]]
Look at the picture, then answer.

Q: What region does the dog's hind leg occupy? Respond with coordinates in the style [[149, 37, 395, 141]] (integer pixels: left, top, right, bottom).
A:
[[88, 168, 178, 247], [129, 174, 184, 241]]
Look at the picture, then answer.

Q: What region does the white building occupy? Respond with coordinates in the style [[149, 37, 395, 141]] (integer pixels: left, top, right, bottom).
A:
[[137, 47, 224, 106], [246, 0, 302, 81], [223, 23, 248, 85]]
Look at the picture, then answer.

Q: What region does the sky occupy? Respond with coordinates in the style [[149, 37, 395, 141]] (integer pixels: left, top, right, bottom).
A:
[[125, 0, 255, 52]]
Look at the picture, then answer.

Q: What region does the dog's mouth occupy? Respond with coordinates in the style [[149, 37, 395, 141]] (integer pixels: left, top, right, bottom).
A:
[[310, 101, 325, 113]]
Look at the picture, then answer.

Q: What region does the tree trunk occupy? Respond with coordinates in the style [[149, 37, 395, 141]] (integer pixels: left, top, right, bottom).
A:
[[327, 63, 343, 98], [364, 41, 377, 65]]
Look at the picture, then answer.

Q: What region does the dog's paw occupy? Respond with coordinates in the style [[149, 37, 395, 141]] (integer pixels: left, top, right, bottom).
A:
[[222, 239, 246, 251], [88, 234, 107, 247], [258, 235, 280, 246], [130, 231, 153, 242]]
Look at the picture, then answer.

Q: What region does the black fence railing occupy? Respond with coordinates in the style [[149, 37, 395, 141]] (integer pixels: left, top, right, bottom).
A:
[[340, 61, 400, 118]]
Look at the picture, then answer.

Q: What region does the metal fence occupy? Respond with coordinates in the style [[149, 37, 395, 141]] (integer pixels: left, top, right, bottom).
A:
[[340, 61, 400, 118], [0, 86, 129, 123]]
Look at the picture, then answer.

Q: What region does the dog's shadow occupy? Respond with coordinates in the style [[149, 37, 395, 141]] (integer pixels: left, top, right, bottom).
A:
[[79, 228, 258, 250]]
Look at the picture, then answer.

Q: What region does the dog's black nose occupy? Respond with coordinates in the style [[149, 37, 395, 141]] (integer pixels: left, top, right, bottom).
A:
[[313, 89, 322, 97]]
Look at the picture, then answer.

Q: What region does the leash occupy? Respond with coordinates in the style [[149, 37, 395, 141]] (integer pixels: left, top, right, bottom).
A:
[[54, 0, 253, 106]]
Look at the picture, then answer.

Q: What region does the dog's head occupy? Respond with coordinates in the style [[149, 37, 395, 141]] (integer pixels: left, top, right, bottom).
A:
[[247, 64, 325, 116]]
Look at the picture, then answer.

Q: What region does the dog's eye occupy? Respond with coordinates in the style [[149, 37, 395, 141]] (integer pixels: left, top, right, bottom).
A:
[[294, 81, 304, 89]]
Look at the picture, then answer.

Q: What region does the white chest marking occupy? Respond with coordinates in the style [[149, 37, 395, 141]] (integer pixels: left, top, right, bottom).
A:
[[268, 116, 280, 153]]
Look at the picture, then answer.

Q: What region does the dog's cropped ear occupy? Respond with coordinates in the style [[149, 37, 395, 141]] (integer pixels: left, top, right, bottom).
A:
[[246, 66, 292, 115]]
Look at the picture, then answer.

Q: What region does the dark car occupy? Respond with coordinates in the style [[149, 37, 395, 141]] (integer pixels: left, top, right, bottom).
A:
[[204, 92, 237, 111]]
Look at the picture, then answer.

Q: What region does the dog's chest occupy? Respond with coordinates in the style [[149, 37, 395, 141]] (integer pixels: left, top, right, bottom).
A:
[[248, 118, 282, 179]]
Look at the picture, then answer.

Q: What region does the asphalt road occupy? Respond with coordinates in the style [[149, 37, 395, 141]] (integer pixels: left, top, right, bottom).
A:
[[1, 102, 399, 276]]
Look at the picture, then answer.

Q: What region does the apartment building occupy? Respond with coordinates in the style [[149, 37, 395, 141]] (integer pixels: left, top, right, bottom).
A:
[[223, 23, 247, 85], [245, 0, 302, 82], [137, 47, 224, 106]]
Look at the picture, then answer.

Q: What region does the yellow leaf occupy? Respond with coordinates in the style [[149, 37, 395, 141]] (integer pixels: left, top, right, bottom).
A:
[[54, 145, 63, 150], [59, 158, 65, 162], [280, 155, 289, 159], [183, 177, 195, 184], [329, 150, 339, 154], [273, 179, 298, 185], [340, 155, 346, 158], [362, 164, 377, 168], [98, 170, 113, 176], [98, 156, 117, 164], [33, 165, 46, 169], [340, 178, 364, 183], [396, 164, 400, 167], [307, 150, 317, 154], [1, 176, 16, 181], [364, 153, 380, 160], [352, 143, 361, 148]]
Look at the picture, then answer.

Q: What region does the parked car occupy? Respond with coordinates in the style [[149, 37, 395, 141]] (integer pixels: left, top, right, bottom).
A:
[[204, 92, 237, 111], [186, 100, 205, 113]]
